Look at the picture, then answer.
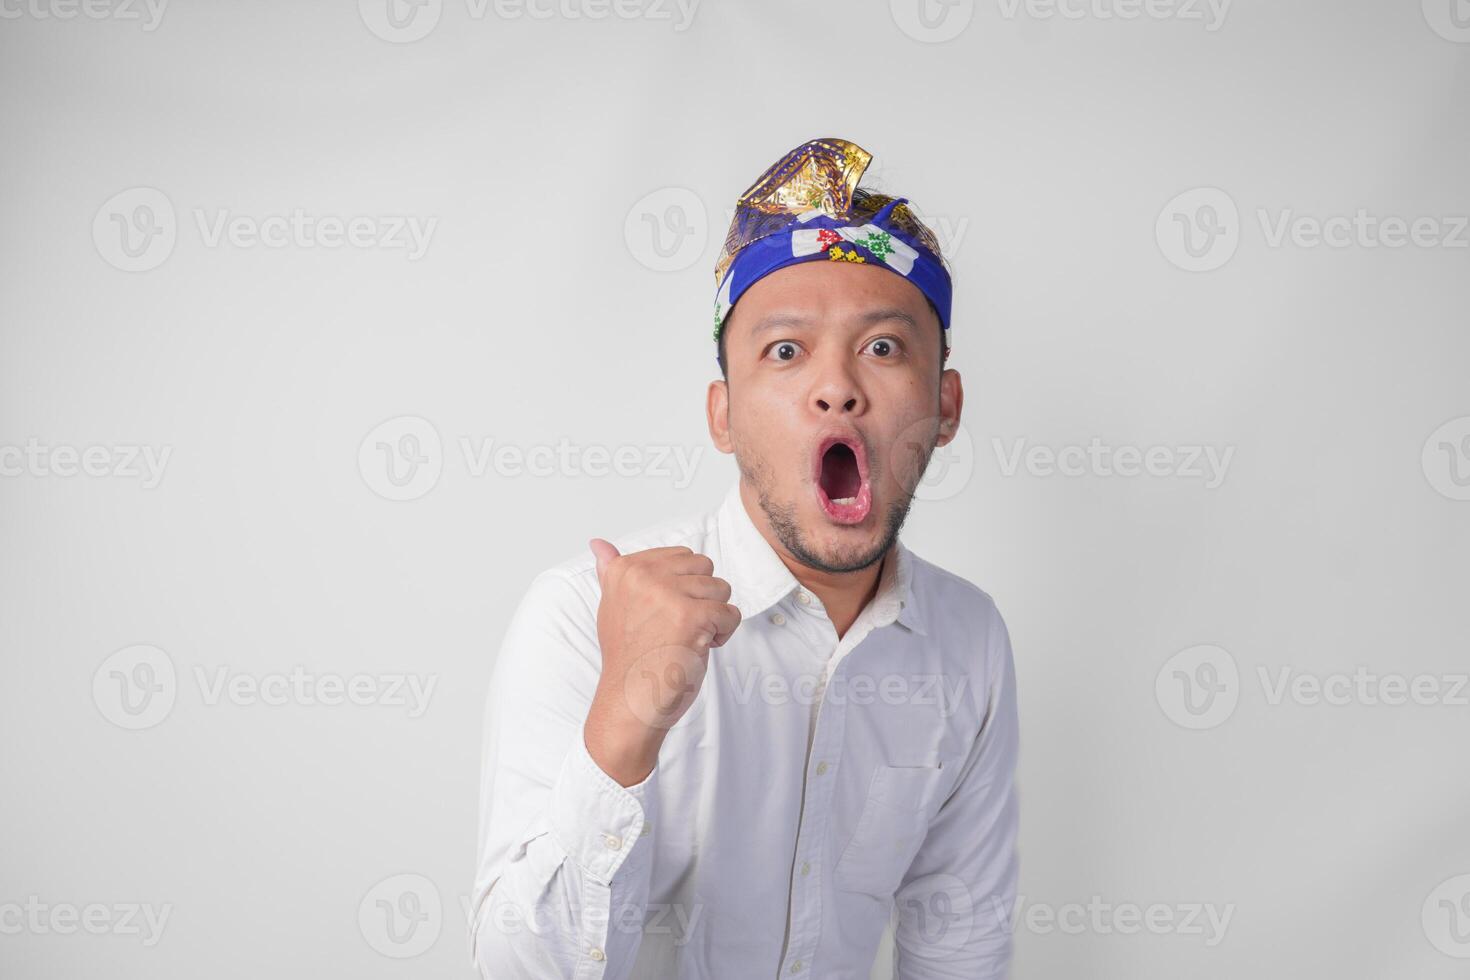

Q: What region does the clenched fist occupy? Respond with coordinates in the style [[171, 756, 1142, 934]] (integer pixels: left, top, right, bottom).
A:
[[582, 539, 742, 786]]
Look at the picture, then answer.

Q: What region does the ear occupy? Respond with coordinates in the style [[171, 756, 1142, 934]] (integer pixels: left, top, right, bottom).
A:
[[707, 377, 733, 454], [935, 367, 964, 448]]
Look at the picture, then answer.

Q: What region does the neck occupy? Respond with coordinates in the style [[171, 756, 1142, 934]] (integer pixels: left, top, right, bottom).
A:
[[738, 480, 893, 640]]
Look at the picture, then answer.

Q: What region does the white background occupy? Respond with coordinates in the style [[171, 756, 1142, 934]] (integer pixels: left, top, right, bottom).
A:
[[2, 0, 1468, 977]]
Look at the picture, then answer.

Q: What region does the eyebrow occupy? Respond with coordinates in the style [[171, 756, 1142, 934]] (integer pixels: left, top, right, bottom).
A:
[[750, 307, 919, 336]]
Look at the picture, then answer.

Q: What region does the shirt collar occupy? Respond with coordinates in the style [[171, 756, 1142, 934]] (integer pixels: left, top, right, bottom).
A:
[[714, 481, 927, 636]]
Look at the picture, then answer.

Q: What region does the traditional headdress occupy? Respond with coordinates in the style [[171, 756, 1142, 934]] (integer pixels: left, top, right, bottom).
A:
[[711, 137, 952, 363]]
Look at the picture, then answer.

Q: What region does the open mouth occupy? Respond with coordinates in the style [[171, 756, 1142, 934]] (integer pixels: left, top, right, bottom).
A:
[[814, 434, 872, 525]]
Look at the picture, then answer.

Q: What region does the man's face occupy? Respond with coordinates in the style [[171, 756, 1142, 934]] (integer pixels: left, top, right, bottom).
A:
[[707, 260, 964, 574]]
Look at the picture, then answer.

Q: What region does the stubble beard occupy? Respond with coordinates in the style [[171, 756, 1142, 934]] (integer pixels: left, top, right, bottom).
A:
[[734, 440, 933, 575]]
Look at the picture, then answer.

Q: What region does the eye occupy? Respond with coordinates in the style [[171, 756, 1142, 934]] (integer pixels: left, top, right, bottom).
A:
[[863, 336, 901, 358], [764, 340, 803, 362]]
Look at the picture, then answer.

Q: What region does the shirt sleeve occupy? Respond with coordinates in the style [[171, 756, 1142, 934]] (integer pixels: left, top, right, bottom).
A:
[[470, 567, 660, 980], [891, 601, 1020, 980]]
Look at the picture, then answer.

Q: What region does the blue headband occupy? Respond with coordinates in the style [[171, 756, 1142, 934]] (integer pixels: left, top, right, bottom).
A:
[[712, 194, 952, 366]]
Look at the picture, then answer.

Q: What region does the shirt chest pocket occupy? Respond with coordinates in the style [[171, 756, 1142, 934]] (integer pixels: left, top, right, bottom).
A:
[[832, 763, 946, 899]]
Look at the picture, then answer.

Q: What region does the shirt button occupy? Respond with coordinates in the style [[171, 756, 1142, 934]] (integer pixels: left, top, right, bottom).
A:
[[602, 833, 622, 850], [640, 822, 652, 837], [815, 761, 829, 776], [589, 947, 606, 961], [770, 612, 786, 626], [795, 591, 811, 606], [800, 861, 811, 876], [791, 960, 804, 973]]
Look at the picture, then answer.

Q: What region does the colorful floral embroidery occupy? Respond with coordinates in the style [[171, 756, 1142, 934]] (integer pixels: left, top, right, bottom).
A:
[[828, 245, 865, 263], [854, 229, 894, 262], [815, 228, 842, 250]]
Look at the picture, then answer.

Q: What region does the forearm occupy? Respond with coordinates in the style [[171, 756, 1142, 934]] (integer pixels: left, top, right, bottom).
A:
[[473, 738, 659, 979]]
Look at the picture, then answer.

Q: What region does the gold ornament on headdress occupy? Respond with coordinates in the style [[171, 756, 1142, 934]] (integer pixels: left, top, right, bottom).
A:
[[713, 137, 947, 289]]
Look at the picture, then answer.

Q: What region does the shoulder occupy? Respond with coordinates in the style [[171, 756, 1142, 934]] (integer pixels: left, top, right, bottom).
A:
[[908, 550, 1005, 630], [906, 549, 1014, 673], [905, 550, 1019, 734]]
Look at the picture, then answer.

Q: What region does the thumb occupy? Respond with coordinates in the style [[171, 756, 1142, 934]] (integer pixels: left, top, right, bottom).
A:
[[588, 537, 620, 585]]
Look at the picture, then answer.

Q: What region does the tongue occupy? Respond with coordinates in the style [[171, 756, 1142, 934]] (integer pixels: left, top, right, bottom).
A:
[[821, 444, 860, 500]]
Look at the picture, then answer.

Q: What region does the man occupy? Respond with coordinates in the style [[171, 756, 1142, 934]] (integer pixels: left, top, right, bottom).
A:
[[471, 137, 1019, 979]]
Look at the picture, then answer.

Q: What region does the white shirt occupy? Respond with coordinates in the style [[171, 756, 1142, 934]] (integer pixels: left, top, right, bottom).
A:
[[471, 480, 1019, 979]]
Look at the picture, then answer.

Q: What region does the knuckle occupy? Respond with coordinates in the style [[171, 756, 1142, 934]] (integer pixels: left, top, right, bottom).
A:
[[672, 603, 700, 631]]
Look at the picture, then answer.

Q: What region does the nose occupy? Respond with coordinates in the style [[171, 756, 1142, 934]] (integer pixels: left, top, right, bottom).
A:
[[809, 353, 866, 416]]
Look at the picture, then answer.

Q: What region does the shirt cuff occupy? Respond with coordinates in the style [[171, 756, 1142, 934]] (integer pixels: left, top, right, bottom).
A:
[[547, 736, 659, 886]]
